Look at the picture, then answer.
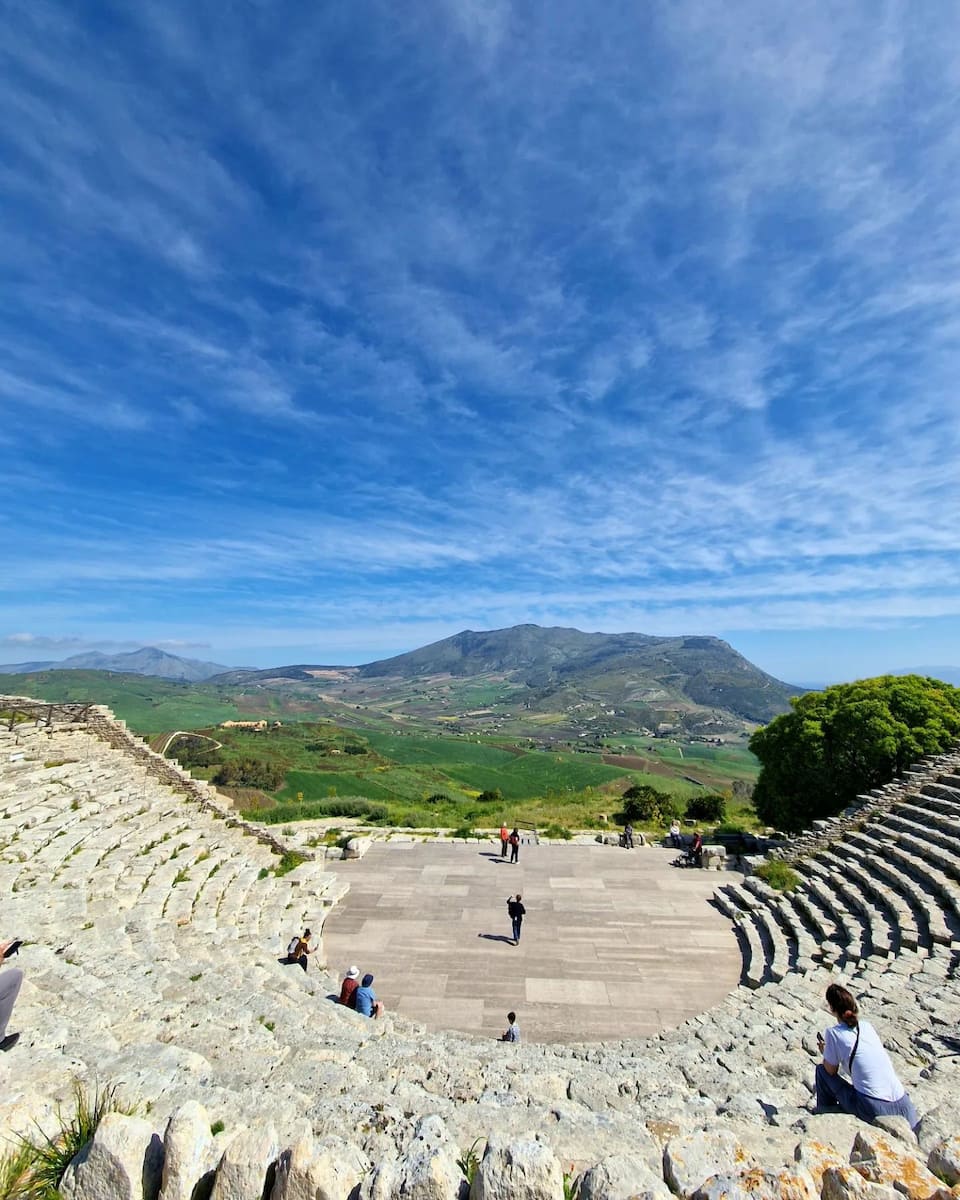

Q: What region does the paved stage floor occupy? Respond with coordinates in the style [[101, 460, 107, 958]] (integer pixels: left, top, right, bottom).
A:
[[323, 840, 741, 1043]]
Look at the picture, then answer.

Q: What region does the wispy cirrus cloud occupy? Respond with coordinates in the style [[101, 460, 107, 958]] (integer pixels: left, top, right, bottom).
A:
[[2, 1, 960, 678]]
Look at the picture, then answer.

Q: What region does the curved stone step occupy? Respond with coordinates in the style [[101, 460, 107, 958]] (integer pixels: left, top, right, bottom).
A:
[[793, 861, 868, 961], [713, 888, 768, 989], [837, 838, 925, 952], [883, 804, 960, 869], [817, 849, 902, 955], [715, 883, 789, 985], [850, 835, 960, 942]]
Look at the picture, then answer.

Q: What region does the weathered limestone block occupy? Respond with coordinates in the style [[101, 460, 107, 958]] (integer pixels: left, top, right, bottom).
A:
[[662, 1130, 754, 1199], [270, 1132, 369, 1200], [820, 1165, 899, 1199], [691, 1166, 817, 1200], [572, 1153, 671, 1200], [848, 1128, 944, 1199], [873, 1114, 917, 1145], [919, 1105, 960, 1155], [470, 1136, 564, 1200], [702, 846, 726, 871], [159, 1100, 215, 1200], [793, 1138, 849, 1193], [211, 1122, 279, 1200], [343, 837, 373, 860], [60, 1111, 164, 1200], [360, 1117, 466, 1200], [927, 1134, 960, 1187]]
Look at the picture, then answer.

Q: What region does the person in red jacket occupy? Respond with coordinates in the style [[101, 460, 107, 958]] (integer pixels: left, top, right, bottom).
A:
[[338, 965, 360, 1007]]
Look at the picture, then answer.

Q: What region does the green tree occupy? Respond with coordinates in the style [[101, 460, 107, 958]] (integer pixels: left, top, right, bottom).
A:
[[685, 793, 727, 822], [619, 784, 671, 824], [750, 675, 960, 832]]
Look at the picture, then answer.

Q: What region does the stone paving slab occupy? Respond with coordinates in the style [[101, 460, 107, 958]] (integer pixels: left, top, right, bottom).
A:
[[323, 841, 740, 1043]]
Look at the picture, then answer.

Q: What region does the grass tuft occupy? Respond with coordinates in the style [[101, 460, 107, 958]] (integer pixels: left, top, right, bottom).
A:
[[273, 850, 307, 877], [754, 859, 800, 892], [0, 1081, 135, 1200]]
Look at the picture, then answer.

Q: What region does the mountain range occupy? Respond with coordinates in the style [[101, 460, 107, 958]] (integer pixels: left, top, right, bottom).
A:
[[0, 646, 231, 683], [5, 628, 954, 727]]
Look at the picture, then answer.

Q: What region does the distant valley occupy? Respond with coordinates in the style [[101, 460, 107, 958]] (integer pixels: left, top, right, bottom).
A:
[[0, 625, 808, 816]]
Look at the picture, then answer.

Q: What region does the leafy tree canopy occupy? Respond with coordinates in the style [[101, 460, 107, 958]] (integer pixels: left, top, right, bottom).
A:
[[749, 675, 960, 832], [685, 793, 727, 823], [620, 784, 673, 825]]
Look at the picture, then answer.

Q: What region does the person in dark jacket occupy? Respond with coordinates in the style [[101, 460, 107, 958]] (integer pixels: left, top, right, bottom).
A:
[[507, 894, 526, 944]]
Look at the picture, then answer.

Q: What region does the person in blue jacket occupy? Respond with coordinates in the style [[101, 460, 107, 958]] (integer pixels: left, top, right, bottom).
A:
[[354, 973, 384, 1018]]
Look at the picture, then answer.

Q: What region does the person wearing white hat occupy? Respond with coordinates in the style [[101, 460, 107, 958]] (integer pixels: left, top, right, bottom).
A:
[[339, 965, 360, 1008]]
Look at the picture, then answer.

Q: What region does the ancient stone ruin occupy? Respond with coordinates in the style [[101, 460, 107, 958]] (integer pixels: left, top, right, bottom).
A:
[[3, 696, 960, 1199]]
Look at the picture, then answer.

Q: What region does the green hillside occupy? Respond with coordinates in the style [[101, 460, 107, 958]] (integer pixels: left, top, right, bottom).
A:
[[0, 671, 243, 733]]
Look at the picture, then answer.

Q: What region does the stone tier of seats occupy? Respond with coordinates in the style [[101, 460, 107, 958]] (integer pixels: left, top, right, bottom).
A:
[[714, 753, 960, 995], [3, 701, 960, 1189]]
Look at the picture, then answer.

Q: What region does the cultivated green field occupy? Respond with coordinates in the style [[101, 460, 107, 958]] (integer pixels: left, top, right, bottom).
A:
[[0, 671, 244, 732], [1, 671, 761, 833]]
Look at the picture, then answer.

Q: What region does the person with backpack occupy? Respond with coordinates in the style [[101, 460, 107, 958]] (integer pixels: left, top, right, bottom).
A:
[[815, 983, 918, 1128], [509, 828, 520, 863], [284, 928, 314, 972], [507, 894, 526, 944]]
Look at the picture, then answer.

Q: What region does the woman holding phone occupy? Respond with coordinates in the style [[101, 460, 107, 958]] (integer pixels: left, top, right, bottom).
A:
[[0, 938, 23, 1051], [815, 983, 917, 1128]]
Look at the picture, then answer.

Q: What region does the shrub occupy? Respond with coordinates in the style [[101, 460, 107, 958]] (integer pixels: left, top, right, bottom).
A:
[[656, 796, 683, 825], [476, 789, 503, 804], [754, 859, 800, 892], [450, 825, 477, 840], [214, 757, 288, 790], [542, 824, 573, 840], [685, 793, 727, 823], [250, 798, 389, 825], [398, 809, 434, 829], [425, 793, 450, 805]]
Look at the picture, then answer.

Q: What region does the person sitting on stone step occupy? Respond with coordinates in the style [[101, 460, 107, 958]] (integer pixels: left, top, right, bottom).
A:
[[283, 928, 314, 972], [354, 973, 384, 1018], [338, 964, 360, 1007], [815, 982, 918, 1129], [0, 938, 23, 1052], [500, 1011, 520, 1043]]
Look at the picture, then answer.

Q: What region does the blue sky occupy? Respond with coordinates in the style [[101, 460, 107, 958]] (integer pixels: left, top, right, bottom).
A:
[[2, 1, 960, 683]]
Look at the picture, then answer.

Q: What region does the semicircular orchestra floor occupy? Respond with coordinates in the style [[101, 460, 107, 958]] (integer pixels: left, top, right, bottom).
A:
[[322, 840, 741, 1044]]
